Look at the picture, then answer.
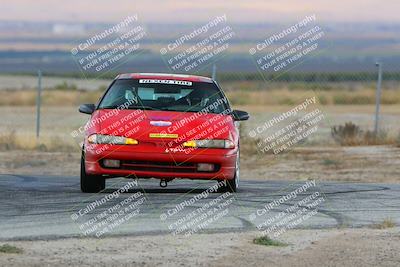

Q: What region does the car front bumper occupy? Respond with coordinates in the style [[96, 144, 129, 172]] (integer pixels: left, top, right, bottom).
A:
[[84, 145, 237, 180]]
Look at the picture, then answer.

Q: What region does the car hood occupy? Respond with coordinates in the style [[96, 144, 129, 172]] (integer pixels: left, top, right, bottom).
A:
[[90, 109, 235, 143]]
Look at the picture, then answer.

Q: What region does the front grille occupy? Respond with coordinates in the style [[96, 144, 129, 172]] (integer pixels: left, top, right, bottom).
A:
[[120, 160, 219, 173]]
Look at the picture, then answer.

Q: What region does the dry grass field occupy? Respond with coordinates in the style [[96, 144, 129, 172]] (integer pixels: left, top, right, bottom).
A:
[[1, 79, 400, 106]]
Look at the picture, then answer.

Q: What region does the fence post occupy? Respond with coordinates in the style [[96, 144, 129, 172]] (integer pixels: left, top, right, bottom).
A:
[[374, 62, 382, 136], [212, 64, 217, 81], [36, 70, 42, 138]]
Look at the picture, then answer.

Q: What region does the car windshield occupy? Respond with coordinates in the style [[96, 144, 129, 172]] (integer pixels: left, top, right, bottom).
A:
[[98, 79, 229, 113]]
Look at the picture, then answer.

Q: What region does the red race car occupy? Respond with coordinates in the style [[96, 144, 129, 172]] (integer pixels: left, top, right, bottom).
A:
[[79, 73, 249, 193]]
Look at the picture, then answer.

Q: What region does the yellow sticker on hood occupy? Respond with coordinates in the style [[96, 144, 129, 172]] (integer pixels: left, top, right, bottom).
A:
[[149, 133, 178, 138]]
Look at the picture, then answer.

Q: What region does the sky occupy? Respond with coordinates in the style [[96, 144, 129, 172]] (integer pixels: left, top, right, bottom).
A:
[[0, 0, 399, 24]]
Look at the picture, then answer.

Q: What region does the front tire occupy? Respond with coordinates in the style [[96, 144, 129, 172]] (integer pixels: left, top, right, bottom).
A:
[[224, 150, 240, 193], [80, 152, 105, 193]]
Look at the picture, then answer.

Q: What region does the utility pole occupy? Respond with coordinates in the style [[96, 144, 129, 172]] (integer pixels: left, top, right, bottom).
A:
[[374, 62, 382, 136], [36, 70, 42, 138]]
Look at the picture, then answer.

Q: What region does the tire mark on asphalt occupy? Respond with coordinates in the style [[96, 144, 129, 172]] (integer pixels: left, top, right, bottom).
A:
[[234, 216, 256, 230]]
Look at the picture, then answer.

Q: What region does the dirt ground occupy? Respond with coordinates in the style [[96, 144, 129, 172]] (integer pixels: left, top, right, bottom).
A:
[[1, 145, 400, 183], [0, 227, 398, 267], [1, 105, 400, 266], [1, 147, 399, 267], [244, 145, 400, 183]]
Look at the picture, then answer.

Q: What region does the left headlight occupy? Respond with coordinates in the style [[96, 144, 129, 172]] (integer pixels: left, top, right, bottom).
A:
[[183, 139, 235, 149], [87, 134, 138, 145]]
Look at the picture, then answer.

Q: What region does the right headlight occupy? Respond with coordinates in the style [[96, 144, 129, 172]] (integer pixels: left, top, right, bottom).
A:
[[183, 139, 235, 149]]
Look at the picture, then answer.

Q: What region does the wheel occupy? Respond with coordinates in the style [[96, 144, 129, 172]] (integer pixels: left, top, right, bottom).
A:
[[224, 150, 240, 193], [80, 151, 105, 193]]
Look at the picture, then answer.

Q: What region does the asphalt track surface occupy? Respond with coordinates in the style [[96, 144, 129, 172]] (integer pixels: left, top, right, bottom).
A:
[[0, 174, 399, 241]]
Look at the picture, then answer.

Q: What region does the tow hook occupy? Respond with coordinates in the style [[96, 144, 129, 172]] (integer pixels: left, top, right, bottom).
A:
[[160, 179, 168, 188]]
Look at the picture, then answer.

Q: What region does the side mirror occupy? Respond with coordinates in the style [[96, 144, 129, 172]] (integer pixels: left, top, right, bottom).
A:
[[232, 109, 249, 121], [79, 104, 95, 115]]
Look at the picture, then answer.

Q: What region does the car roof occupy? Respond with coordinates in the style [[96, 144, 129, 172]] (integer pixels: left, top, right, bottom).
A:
[[116, 73, 214, 83]]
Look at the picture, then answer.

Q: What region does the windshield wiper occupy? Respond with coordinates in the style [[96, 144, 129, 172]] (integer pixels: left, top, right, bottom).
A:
[[98, 105, 119, 109], [99, 105, 170, 111], [127, 105, 160, 110]]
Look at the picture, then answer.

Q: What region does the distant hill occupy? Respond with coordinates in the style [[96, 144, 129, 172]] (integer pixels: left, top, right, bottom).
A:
[[0, 20, 398, 73]]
